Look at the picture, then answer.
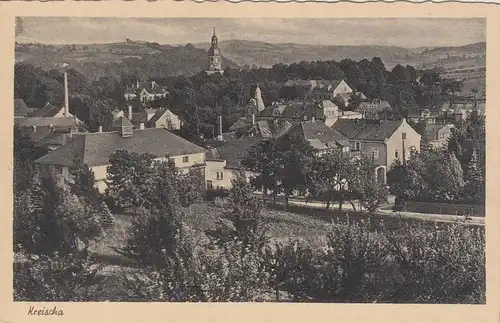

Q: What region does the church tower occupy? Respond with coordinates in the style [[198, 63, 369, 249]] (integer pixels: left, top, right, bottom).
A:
[[206, 28, 224, 76]]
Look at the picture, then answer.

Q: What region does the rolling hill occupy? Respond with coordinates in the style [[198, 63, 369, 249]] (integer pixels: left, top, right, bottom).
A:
[[194, 39, 416, 69], [15, 39, 485, 80], [15, 41, 239, 80]]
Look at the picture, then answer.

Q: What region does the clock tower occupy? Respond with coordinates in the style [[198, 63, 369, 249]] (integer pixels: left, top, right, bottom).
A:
[[206, 28, 224, 76]]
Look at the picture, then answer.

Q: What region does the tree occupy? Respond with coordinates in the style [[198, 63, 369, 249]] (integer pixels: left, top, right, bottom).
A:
[[275, 134, 315, 207], [348, 157, 389, 213], [242, 139, 281, 203], [222, 171, 265, 246], [106, 150, 158, 211], [347, 92, 364, 110], [307, 150, 347, 210], [13, 126, 47, 193], [464, 149, 484, 204]]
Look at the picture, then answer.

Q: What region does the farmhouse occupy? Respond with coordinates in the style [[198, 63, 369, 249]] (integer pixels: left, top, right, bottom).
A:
[[332, 118, 421, 183], [132, 108, 184, 130], [284, 120, 350, 156], [34, 116, 207, 193], [205, 136, 262, 190]]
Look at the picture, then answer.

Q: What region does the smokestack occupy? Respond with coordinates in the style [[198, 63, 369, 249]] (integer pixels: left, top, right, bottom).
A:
[[64, 71, 69, 117], [219, 116, 223, 136], [128, 105, 133, 120]]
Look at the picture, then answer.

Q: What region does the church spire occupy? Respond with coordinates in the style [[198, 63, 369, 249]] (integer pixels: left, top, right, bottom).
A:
[[213, 27, 216, 36]]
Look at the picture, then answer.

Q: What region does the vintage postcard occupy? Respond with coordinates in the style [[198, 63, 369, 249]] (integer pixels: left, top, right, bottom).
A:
[[0, 1, 499, 323]]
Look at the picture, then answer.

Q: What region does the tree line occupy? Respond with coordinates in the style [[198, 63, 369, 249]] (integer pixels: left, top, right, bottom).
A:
[[15, 57, 466, 139]]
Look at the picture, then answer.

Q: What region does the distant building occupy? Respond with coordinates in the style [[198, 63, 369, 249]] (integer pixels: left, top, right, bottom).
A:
[[407, 109, 442, 124], [132, 108, 184, 130], [205, 136, 261, 190], [34, 116, 207, 193], [124, 81, 169, 103], [425, 123, 455, 149], [302, 79, 366, 106], [356, 99, 391, 119], [15, 116, 79, 143], [206, 28, 224, 76], [284, 120, 350, 156], [332, 118, 421, 183]]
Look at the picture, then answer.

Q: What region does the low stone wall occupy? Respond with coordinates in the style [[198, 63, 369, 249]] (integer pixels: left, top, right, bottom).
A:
[[406, 201, 485, 217]]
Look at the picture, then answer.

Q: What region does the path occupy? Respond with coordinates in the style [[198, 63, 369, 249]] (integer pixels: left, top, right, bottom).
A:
[[287, 197, 484, 226]]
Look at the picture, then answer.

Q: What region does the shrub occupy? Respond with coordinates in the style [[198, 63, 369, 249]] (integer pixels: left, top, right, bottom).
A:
[[14, 252, 103, 301], [124, 224, 270, 302]]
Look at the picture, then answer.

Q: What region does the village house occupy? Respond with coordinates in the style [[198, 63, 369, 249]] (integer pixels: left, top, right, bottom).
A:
[[303, 79, 367, 107], [124, 81, 169, 103], [33, 116, 207, 193], [356, 99, 391, 120], [284, 120, 350, 156], [132, 107, 184, 130], [15, 116, 79, 143], [331, 118, 421, 184], [425, 123, 455, 149], [205, 136, 261, 190], [407, 109, 442, 124]]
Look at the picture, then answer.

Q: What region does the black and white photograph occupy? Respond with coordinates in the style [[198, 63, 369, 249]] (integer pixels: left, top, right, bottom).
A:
[[13, 16, 486, 303]]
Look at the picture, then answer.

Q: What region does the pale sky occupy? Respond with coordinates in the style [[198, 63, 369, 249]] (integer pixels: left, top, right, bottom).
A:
[[17, 17, 485, 48]]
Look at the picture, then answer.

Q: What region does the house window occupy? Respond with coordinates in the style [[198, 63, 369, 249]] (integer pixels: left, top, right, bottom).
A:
[[55, 166, 63, 175], [354, 142, 361, 151], [183, 156, 189, 163], [372, 148, 379, 159], [342, 146, 350, 153], [207, 180, 213, 189], [395, 150, 399, 158], [216, 172, 224, 180], [402, 132, 407, 140]]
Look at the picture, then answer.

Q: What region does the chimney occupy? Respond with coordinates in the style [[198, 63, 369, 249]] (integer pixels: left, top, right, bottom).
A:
[[136, 80, 139, 89], [128, 105, 133, 120], [312, 116, 315, 122], [152, 81, 156, 89], [217, 116, 223, 141], [140, 123, 144, 130], [402, 117, 406, 123], [98, 125, 102, 133], [32, 125, 36, 132], [64, 71, 69, 117]]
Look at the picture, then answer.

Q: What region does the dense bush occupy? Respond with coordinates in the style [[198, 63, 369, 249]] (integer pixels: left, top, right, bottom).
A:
[[14, 252, 103, 301]]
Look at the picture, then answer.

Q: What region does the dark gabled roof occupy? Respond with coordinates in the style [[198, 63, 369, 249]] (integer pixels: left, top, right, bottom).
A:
[[288, 121, 349, 148], [34, 128, 207, 167], [214, 136, 263, 169], [331, 119, 403, 142], [30, 103, 63, 118], [111, 116, 134, 128], [281, 103, 306, 118], [229, 117, 253, 132], [14, 99, 29, 117], [14, 117, 76, 128], [148, 109, 173, 125]]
